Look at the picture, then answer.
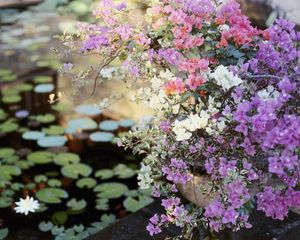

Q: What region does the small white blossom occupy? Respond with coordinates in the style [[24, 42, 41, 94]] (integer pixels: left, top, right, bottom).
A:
[[137, 163, 153, 189], [100, 67, 115, 79], [211, 65, 243, 91], [257, 86, 280, 101], [14, 196, 40, 215]]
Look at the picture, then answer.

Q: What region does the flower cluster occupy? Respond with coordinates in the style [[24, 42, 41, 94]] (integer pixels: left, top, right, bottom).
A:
[[59, 0, 300, 238]]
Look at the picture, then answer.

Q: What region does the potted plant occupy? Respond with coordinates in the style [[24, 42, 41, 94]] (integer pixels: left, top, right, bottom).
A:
[[58, 0, 300, 238]]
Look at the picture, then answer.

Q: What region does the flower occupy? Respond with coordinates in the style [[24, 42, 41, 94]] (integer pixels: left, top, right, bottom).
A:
[[211, 65, 243, 91], [14, 196, 40, 215]]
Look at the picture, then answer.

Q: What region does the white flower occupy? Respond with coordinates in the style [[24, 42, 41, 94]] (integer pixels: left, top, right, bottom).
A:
[[159, 69, 174, 80], [138, 163, 153, 189], [14, 196, 40, 215], [257, 86, 280, 101], [150, 76, 164, 91], [100, 67, 115, 79], [211, 65, 243, 91], [219, 24, 230, 31]]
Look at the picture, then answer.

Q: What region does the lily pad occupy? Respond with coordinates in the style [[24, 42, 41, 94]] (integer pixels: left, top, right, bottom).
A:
[[34, 175, 48, 183], [0, 228, 8, 239], [51, 102, 72, 112], [33, 76, 52, 83], [11, 183, 24, 191], [113, 164, 136, 179], [34, 83, 54, 93], [66, 118, 97, 133], [36, 188, 69, 204], [54, 153, 80, 166], [66, 198, 87, 211], [76, 178, 97, 189], [22, 131, 45, 140], [100, 214, 116, 224], [39, 221, 53, 232], [15, 83, 33, 92], [123, 195, 154, 212], [16, 160, 34, 169], [0, 109, 7, 121], [27, 151, 55, 164], [47, 179, 62, 187], [0, 119, 18, 133], [43, 125, 65, 135], [0, 165, 21, 180], [37, 136, 67, 147], [0, 148, 15, 159], [2, 95, 21, 104], [95, 198, 109, 211], [99, 120, 119, 131], [94, 182, 128, 199], [52, 211, 68, 225], [95, 169, 114, 180], [61, 163, 92, 179], [119, 119, 135, 128], [35, 114, 56, 123], [0, 197, 13, 208], [75, 104, 102, 116], [89, 132, 114, 142]]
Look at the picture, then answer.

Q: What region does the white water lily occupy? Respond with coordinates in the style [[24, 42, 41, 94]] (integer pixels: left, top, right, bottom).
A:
[[14, 196, 40, 215]]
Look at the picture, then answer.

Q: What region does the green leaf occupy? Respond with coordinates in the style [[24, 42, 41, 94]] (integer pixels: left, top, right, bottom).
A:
[[42, 125, 65, 135], [51, 226, 65, 236], [0, 165, 21, 180], [36, 188, 69, 204], [89, 132, 114, 142], [73, 224, 85, 233], [61, 163, 92, 179], [94, 183, 128, 199], [95, 198, 109, 211], [52, 211, 68, 225], [11, 183, 24, 191], [123, 195, 154, 212], [76, 178, 97, 189], [15, 83, 33, 92], [100, 214, 116, 224], [54, 153, 80, 166], [34, 175, 48, 183], [33, 76, 52, 83], [38, 221, 53, 232], [47, 179, 62, 187], [0, 228, 8, 239], [94, 169, 114, 180], [66, 198, 87, 211], [35, 114, 56, 123], [51, 102, 72, 112], [27, 151, 55, 164], [0, 148, 15, 159], [0, 197, 13, 208], [22, 131, 45, 140], [0, 109, 7, 121], [113, 164, 136, 179], [2, 95, 21, 104], [0, 119, 18, 133]]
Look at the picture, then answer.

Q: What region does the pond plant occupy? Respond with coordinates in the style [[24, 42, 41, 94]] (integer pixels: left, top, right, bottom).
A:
[[57, 0, 300, 239]]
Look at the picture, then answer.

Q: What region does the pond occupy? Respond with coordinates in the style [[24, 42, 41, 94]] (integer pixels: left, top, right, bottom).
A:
[[0, 68, 153, 239]]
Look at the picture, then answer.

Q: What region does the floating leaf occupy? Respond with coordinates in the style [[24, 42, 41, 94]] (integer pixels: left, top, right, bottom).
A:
[[99, 120, 119, 131], [51, 226, 65, 236], [95, 198, 109, 211], [15, 83, 33, 92], [113, 164, 136, 179], [0, 119, 18, 133], [61, 163, 92, 179], [35, 114, 56, 123], [2, 95, 21, 104], [52, 211, 68, 225], [16, 160, 34, 170], [123, 195, 154, 212], [33, 76, 52, 83], [0, 228, 8, 239], [34, 175, 48, 183], [94, 183, 128, 199], [27, 151, 55, 164], [75, 104, 102, 116], [54, 153, 80, 166], [36, 188, 69, 204], [66, 198, 87, 211], [22, 131, 45, 140], [11, 183, 24, 191], [95, 169, 114, 180], [0, 197, 13, 208], [37, 136, 67, 147], [0, 109, 7, 121], [66, 118, 97, 133], [73, 224, 85, 233], [76, 178, 97, 189], [0, 148, 15, 160], [43, 125, 65, 135], [38, 221, 53, 232], [35, 203, 48, 213], [1, 189, 14, 197], [34, 84, 54, 93], [47, 179, 62, 187], [0, 165, 21, 180], [51, 102, 72, 112], [25, 183, 36, 190], [119, 119, 135, 128], [100, 214, 116, 224], [89, 132, 114, 142]]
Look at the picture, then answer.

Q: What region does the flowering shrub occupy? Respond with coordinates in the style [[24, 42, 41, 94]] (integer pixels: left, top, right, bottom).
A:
[[58, 0, 300, 238]]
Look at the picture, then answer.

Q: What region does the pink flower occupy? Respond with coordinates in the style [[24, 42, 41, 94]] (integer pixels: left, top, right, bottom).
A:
[[164, 78, 186, 95], [186, 74, 205, 90]]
